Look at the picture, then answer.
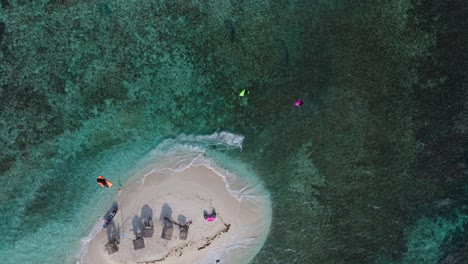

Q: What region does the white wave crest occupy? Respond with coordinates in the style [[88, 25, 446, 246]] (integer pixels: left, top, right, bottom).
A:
[[76, 219, 104, 264]]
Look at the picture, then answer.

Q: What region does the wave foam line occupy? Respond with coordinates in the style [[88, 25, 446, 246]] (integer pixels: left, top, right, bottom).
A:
[[138, 132, 244, 187], [76, 218, 104, 264], [142, 151, 267, 204]]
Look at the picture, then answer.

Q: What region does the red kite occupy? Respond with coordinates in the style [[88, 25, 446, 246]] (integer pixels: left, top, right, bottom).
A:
[[97, 175, 113, 188]]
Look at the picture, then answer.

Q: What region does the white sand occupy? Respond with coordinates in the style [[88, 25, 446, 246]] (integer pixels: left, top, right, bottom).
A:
[[83, 164, 271, 264]]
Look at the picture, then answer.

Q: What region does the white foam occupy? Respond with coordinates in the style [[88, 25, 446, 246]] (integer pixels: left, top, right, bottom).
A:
[[139, 132, 245, 188], [140, 149, 268, 204], [76, 219, 104, 264]]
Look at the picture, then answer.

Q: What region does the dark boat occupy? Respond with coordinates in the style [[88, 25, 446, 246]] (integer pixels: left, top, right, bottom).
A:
[[103, 205, 118, 228]]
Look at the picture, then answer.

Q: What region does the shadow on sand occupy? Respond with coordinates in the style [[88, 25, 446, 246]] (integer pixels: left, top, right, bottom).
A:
[[159, 203, 172, 221], [106, 221, 120, 243], [132, 215, 143, 237], [178, 214, 186, 225], [141, 204, 153, 221]]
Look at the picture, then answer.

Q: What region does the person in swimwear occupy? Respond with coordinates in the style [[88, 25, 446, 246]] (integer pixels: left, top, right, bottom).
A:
[[204, 208, 217, 222]]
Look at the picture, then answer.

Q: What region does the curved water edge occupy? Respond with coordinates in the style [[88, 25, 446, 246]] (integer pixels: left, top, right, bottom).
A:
[[77, 132, 272, 264]]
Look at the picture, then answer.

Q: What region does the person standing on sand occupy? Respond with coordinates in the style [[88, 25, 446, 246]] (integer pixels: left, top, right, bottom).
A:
[[204, 208, 216, 222]]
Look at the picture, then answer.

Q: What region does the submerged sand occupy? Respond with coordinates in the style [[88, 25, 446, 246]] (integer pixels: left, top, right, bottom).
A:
[[83, 164, 271, 264]]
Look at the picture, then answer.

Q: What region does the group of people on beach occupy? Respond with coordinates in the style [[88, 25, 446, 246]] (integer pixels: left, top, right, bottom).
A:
[[98, 175, 218, 222]]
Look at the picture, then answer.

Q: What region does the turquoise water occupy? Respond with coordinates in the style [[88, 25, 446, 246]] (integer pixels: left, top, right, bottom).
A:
[[1, 1, 467, 263]]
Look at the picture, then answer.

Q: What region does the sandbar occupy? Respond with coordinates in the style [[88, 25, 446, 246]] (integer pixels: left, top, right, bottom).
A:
[[83, 163, 270, 264]]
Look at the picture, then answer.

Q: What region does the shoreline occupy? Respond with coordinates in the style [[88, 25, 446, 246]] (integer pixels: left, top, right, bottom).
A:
[[82, 160, 271, 264]]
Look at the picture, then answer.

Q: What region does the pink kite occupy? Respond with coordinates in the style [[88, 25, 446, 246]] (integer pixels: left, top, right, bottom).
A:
[[206, 217, 216, 222], [294, 99, 304, 106]]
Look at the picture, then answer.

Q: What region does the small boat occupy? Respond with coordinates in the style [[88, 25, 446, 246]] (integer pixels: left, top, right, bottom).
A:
[[104, 205, 118, 228]]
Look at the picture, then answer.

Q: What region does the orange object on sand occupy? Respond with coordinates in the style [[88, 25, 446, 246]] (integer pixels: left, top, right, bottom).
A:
[[97, 175, 113, 188]]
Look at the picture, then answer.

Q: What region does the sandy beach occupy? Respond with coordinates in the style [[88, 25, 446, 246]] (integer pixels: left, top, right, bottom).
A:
[[83, 162, 271, 264]]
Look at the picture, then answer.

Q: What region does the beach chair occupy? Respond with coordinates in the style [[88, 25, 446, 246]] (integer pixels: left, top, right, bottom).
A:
[[142, 217, 154, 238], [133, 236, 145, 250], [179, 225, 189, 240], [179, 220, 192, 240], [105, 240, 119, 254], [161, 217, 173, 240]]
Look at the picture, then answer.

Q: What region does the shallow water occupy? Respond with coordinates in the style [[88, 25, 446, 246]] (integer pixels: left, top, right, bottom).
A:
[[0, 0, 467, 263]]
